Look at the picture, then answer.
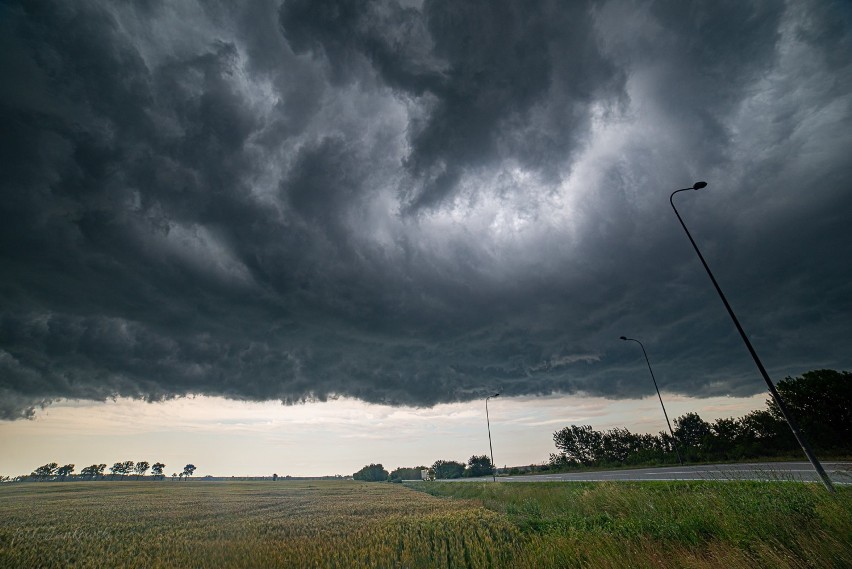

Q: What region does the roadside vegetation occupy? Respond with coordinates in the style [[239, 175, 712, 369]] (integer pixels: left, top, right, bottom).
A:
[[412, 480, 852, 567], [548, 369, 851, 470]]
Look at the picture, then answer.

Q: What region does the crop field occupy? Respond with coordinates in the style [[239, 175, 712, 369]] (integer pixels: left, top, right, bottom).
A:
[[1, 480, 850, 568]]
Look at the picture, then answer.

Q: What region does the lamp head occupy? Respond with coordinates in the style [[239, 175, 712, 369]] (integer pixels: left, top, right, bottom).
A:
[[492, 393, 500, 398], [619, 336, 627, 341], [692, 181, 708, 190]]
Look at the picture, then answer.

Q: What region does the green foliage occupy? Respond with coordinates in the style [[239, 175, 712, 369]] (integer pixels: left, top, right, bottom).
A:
[[133, 461, 150, 479], [464, 455, 494, 477], [56, 464, 75, 478], [353, 463, 389, 481], [389, 466, 426, 481], [32, 463, 58, 479], [551, 369, 852, 468], [432, 460, 466, 479], [673, 412, 711, 449], [552, 425, 603, 466], [150, 462, 165, 479], [80, 464, 107, 478], [182, 464, 196, 478], [413, 480, 852, 567], [771, 369, 852, 450]]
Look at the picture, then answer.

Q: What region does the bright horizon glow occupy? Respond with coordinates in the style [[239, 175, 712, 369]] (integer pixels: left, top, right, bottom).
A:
[[0, 393, 767, 478]]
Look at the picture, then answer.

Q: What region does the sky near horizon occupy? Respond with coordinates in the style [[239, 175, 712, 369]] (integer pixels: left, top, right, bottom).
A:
[[1, 0, 850, 476], [1, 392, 768, 477]]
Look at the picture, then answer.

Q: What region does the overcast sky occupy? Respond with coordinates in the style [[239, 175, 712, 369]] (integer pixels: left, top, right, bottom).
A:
[[1, 0, 850, 474]]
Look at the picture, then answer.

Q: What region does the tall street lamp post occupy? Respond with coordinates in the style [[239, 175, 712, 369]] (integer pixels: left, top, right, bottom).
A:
[[670, 181, 834, 492], [620, 336, 684, 465], [486, 393, 500, 482]]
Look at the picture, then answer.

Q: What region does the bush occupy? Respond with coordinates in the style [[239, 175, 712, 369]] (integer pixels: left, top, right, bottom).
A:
[[353, 464, 389, 482]]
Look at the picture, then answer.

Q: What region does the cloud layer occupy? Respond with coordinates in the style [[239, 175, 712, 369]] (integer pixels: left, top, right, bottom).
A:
[[1, 0, 851, 419]]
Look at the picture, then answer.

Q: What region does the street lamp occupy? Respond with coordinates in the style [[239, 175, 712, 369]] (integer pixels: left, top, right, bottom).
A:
[[486, 393, 500, 482], [619, 336, 684, 465], [670, 181, 835, 492]]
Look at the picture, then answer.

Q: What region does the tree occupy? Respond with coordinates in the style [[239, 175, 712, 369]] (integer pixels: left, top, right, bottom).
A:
[[56, 464, 75, 479], [110, 461, 134, 480], [122, 461, 135, 479], [353, 463, 389, 481], [673, 413, 712, 450], [272, 473, 278, 481], [464, 455, 494, 477], [770, 369, 852, 450], [81, 464, 106, 479], [740, 409, 790, 447], [81, 465, 98, 478], [388, 466, 426, 482], [553, 425, 604, 466], [151, 462, 165, 480], [182, 464, 196, 480], [134, 461, 150, 480], [33, 463, 58, 480], [600, 428, 641, 463], [431, 460, 466, 479]]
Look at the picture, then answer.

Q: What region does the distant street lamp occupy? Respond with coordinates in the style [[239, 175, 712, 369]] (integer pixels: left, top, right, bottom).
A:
[[670, 181, 835, 492], [486, 393, 500, 482], [619, 336, 684, 465]]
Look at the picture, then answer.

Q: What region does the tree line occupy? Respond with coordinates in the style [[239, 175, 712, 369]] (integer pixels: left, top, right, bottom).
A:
[[353, 455, 495, 482], [549, 369, 851, 468], [27, 461, 197, 481]]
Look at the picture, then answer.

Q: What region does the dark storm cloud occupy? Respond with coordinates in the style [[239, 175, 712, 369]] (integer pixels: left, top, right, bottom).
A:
[[1, 0, 850, 419], [281, 0, 625, 208]]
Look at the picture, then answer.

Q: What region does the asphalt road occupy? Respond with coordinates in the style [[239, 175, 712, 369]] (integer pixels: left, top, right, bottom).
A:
[[440, 462, 852, 485]]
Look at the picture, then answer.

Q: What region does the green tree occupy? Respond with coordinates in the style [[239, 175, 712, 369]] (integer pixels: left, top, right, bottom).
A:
[[600, 428, 642, 463], [553, 425, 604, 466], [770, 369, 852, 450], [353, 463, 389, 481], [431, 460, 466, 479], [81, 464, 106, 479], [122, 461, 135, 479], [388, 466, 426, 482], [182, 464, 196, 480], [739, 409, 791, 451], [464, 455, 494, 477], [673, 413, 712, 450], [151, 462, 165, 480], [32, 462, 58, 480], [56, 464, 75, 479], [134, 461, 150, 480]]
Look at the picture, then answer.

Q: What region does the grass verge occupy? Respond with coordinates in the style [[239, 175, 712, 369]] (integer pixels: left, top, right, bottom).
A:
[[409, 480, 852, 568]]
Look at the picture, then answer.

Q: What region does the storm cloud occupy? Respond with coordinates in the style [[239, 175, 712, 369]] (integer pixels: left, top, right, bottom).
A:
[[1, 0, 850, 419]]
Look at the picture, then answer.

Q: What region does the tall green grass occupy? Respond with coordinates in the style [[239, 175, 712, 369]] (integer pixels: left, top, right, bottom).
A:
[[412, 480, 852, 567]]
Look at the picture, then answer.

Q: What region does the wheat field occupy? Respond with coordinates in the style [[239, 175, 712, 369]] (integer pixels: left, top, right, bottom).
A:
[[0, 480, 524, 568]]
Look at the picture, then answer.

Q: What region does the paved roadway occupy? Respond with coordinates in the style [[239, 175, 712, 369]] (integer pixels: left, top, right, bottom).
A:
[[441, 462, 852, 485]]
